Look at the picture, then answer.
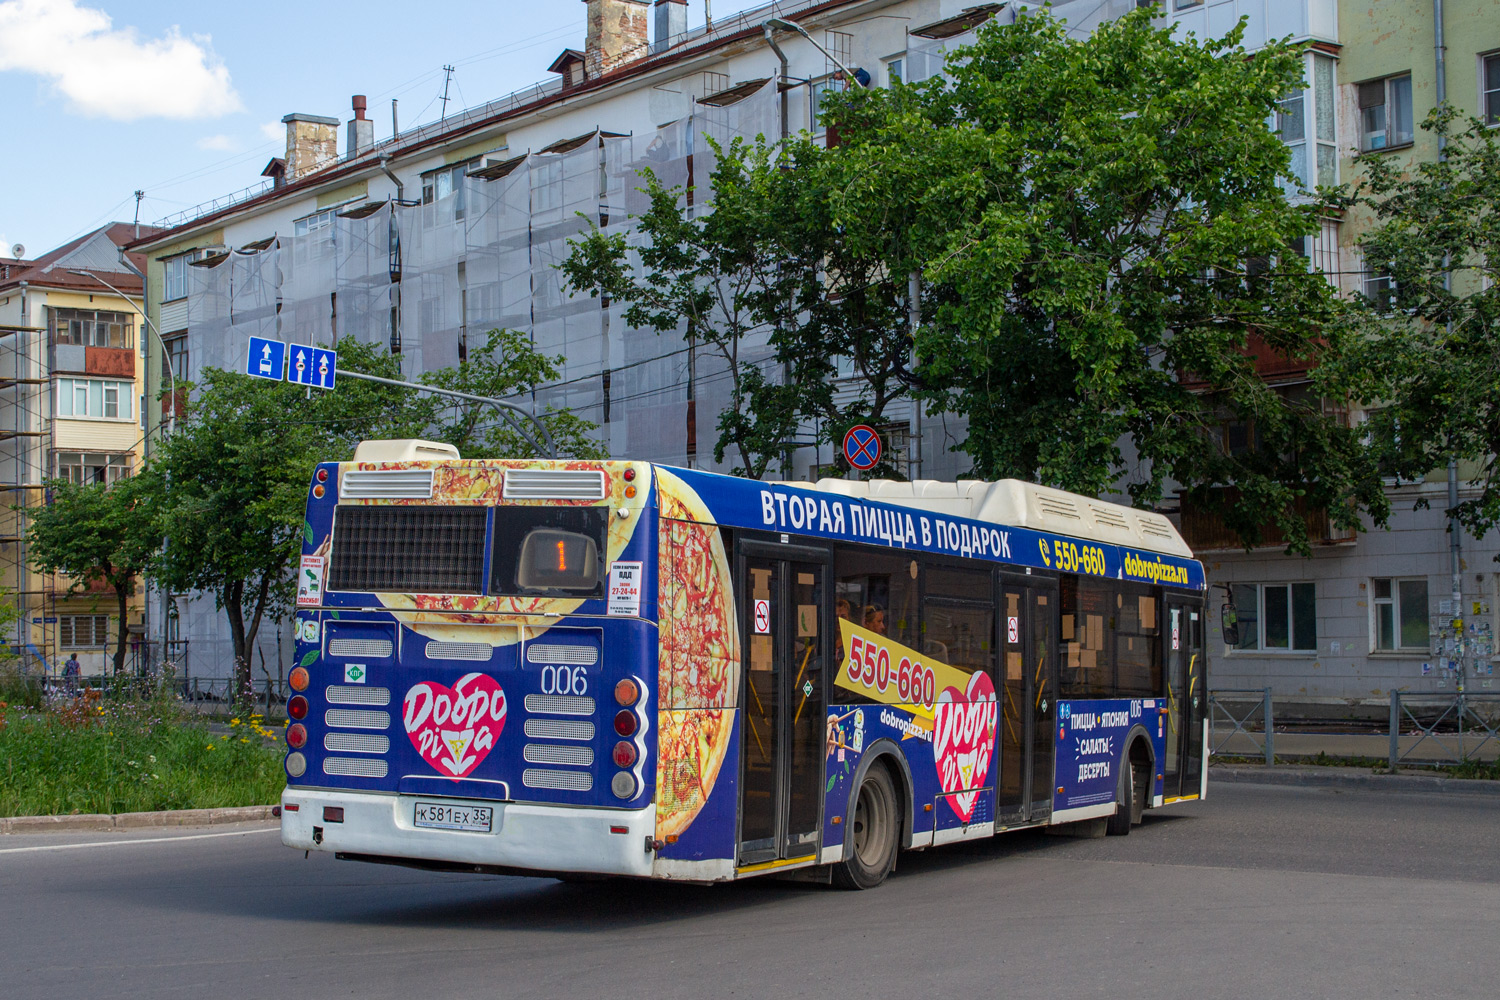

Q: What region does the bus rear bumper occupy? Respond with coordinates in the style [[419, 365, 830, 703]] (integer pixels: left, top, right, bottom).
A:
[[280, 788, 656, 878]]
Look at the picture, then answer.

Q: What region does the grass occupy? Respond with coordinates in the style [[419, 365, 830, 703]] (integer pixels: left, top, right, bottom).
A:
[[0, 691, 286, 818]]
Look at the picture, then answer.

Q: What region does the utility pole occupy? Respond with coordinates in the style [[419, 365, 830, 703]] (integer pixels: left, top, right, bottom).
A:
[[132, 190, 144, 239], [439, 65, 456, 120]]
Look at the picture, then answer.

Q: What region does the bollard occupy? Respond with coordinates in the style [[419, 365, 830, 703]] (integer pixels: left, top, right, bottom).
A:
[[1388, 689, 1400, 771], [1262, 687, 1274, 765]]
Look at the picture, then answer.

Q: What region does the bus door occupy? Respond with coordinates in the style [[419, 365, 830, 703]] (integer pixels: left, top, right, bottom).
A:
[[999, 576, 1059, 824], [737, 544, 828, 866], [1162, 599, 1206, 799]]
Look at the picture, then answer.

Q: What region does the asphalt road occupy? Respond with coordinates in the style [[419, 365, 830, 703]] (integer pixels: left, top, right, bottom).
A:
[[2, 783, 1497, 1000]]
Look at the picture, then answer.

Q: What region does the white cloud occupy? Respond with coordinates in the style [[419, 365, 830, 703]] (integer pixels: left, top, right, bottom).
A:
[[260, 121, 283, 142], [0, 0, 241, 120], [196, 133, 237, 151]]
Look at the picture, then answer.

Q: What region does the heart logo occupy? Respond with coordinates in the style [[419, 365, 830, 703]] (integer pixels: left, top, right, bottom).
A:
[[932, 670, 998, 822], [402, 673, 508, 779]]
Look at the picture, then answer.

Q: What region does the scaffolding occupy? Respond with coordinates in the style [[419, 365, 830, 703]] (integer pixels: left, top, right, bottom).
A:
[[0, 321, 55, 676]]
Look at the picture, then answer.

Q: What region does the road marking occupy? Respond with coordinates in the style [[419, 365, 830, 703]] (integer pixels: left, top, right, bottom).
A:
[[0, 826, 278, 855]]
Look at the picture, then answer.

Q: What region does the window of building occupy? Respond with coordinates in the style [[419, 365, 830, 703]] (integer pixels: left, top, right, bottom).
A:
[[162, 251, 202, 302], [1363, 272, 1395, 312], [421, 160, 477, 221], [56, 452, 132, 484], [293, 208, 337, 236], [1276, 53, 1337, 191], [1373, 577, 1429, 651], [1175, 1, 1204, 9], [884, 56, 904, 86], [163, 333, 189, 381], [1483, 52, 1500, 126], [50, 308, 133, 349], [56, 378, 133, 420], [59, 614, 110, 649], [1231, 582, 1316, 652], [1359, 74, 1414, 152]]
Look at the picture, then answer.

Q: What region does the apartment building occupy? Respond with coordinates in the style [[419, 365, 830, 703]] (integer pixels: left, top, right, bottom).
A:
[[0, 224, 157, 677]]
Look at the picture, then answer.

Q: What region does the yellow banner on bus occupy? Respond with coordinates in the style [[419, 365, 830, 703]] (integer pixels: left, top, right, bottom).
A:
[[833, 620, 980, 735]]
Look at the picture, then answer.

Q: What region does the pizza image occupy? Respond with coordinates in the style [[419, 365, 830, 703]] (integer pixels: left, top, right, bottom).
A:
[[654, 469, 741, 839]]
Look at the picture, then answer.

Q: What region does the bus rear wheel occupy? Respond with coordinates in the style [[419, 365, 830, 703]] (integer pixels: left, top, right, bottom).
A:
[[833, 764, 899, 890], [1106, 759, 1145, 836]]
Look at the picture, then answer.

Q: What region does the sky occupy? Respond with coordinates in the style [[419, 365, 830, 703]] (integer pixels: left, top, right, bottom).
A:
[[0, 0, 771, 257]]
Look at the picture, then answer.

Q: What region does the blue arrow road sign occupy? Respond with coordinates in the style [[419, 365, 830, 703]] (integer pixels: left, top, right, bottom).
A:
[[288, 345, 337, 390], [246, 336, 287, 382]]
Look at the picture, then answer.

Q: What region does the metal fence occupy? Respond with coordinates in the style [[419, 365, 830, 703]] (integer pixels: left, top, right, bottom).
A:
[[4, 673, 290, 720], [1388, 691, 1500, 770], [1208, 688, 1275, 764]]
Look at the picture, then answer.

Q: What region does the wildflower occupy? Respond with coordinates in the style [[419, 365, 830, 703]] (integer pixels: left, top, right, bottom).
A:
[[205, 745, 215, 750], [147, 755, 156, 763], [229, 719, 241, 727], [239, 738, 249, 743]]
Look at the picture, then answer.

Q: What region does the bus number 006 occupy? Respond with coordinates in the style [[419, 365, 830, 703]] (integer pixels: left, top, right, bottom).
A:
[[540, 664, 589, 696], [848, 635, 935, 708]]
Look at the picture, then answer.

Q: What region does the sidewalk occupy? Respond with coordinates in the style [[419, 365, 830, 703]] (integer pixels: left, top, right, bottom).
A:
[[1210, 763, 1500, 796], [1213, 728, 1500, 763]]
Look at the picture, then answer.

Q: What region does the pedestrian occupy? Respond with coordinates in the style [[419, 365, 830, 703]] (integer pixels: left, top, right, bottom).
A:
[[63, 652, 81, 696]]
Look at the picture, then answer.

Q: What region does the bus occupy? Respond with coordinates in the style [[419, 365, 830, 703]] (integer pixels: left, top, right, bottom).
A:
[[280, 440, 1206, 888]]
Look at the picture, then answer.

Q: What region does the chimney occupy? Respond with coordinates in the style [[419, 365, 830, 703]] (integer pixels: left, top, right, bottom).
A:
[[653, 0, 686, 53], [347, 95, 374, 158], [583, 0, 650, 78], [282, 113, 340, 181]]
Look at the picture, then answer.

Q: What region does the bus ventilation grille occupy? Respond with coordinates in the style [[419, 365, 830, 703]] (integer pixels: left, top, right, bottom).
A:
[[426, 641, 492, 661], [328, 638, 394, 659], [523, 744, 594, 766], [324, 757, 389, 778], [522, 768, 593, 791], [502, 469, 607, 501], [325, 709, 391, 730], [523, 694, 595, 716], [523, 718, 595, 741], [325, 685, 391, 706], [328, 505, 486, 595], [526, 644, 599, 666], [341, 469, 435, 499], [324, 733, 390, 754]]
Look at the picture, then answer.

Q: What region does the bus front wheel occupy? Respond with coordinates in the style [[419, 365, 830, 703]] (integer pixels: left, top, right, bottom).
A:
[[833, 764, 899, 890]]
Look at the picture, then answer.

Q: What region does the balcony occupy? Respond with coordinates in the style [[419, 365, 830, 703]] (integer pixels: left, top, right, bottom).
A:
[[50, 343, 136, 379], [1179, 487, 1355, 552]]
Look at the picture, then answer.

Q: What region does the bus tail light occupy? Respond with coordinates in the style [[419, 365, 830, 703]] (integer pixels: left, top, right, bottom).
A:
[[289, 666, 309, 692], [285, 752, 307, 777], [614, 678, 639, 707], [611, 772, 637, 799], [612, 740, 637, 768], [287, 723, 308, 749], [613, 710, 637, 737], [288, 695, 308, 720]]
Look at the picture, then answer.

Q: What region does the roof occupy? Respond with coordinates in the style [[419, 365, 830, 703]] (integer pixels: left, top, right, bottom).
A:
[[0, 223, 160, 296], [126, 0, 883, 253]]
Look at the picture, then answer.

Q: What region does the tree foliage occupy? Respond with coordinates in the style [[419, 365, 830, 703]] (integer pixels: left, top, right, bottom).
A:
[[1318, 109, 1500, 539], [26, 476, 160, 675]]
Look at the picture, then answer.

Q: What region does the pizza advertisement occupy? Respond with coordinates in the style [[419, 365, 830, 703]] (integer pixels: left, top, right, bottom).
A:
[[654, 469, 741, 839]]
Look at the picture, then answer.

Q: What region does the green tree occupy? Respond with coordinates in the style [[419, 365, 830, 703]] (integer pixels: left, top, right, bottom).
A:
[[563, 139, 914, 478], [25, 476, 160, 675], [815, 8, 1386, 548], [1318, 110, 1500, 539]]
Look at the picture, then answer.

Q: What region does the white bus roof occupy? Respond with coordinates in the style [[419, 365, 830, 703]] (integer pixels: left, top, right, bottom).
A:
[[783, 478, 1193, 559]]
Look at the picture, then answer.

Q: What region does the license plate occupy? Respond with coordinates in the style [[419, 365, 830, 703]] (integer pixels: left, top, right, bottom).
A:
[[413, 801, 493, 832]]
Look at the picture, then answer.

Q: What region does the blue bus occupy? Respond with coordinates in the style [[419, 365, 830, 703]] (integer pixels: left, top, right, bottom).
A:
[[280, 440, 1206, 888]]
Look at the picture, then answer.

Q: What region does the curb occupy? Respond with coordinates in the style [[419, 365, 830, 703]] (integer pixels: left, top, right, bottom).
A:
[[1211, 765, 1500, 797], [0, 804, 277, 835]]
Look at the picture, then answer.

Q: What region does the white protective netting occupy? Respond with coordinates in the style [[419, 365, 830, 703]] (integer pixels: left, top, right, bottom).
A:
[[184, 256, 233, 381], [334, 204, 393, 353]]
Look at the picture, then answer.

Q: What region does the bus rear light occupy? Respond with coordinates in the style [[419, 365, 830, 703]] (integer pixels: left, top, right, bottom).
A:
[[285, 752, 307, 777], [624, 484, 637, 499], [614, 678, 639, 707], [610, 825, 629, 834], [622, 467, 636, 481], [317, 468, 329, 482], [613, 710, 637, 737], [611, 772, 637, 799], [289, 666, 309, 692], [313, 484, 326, 498], [323, 807, 344, 823], [612, 740, 637, 768], [283, 803, 300, 812], [288, 695, 308, 720], [287, 723, 308, 749]]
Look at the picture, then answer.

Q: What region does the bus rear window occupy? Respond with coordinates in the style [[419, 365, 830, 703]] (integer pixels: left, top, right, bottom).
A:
[[492, 508, 608, 597]]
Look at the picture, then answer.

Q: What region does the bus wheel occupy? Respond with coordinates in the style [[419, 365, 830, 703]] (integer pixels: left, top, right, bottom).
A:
[[1106, 760, 1140, 837], [833, 764, 899, 890]]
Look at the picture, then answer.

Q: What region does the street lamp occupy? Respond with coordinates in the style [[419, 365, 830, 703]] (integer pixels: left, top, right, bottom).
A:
[[763, 17, 870, 87]]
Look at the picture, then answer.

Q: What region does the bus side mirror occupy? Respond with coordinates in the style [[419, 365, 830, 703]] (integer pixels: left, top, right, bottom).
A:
[[1220, 603, 1239, 648]]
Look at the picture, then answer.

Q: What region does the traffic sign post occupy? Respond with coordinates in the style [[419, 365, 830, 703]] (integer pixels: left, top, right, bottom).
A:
[[289, 346, 337, 390], [843, 424, 882, 472], [246, 336, 287, 382]]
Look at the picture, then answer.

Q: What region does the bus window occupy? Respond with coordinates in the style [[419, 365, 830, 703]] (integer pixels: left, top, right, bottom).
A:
[[833, 546, 917, 649], [1060, 575, 1113, 698], [490, 507, 609, 597], [1114, 584, 1161, 698], [923, 600, 995, 679]]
